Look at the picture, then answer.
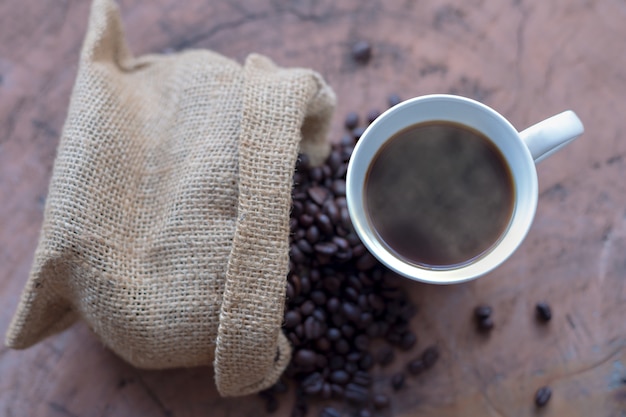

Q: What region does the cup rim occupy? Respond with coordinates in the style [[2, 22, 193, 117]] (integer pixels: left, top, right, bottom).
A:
[[346, 94, 539, 284]]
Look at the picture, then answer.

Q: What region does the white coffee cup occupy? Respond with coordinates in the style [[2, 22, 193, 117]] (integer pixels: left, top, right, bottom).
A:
[[346, 94, 584, 285]]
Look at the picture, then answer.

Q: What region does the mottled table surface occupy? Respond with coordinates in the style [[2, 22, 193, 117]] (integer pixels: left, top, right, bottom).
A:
[[1, 0, 625, 416]]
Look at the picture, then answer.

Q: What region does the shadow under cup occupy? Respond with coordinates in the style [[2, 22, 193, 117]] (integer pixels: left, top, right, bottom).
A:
[[346, 95, 539, 285]]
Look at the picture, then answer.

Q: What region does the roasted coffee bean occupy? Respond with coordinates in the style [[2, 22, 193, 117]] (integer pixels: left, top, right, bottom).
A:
[[310, 290, 326, 306], [302, 372, 324, 395], [306, 225, 321, 243], [314, 242, 338, 256], [406, 358, 425, 375], [312, 308, 326, 322], [358, 353, 374, 371], [536, 302, 552, 322], [534, 386, 552, 407], [352, 126, 367, 140], [297, 239, 314, 254], [345, 361, 358, 375], [320, 406, 341, 417], [294, 349, 318, 370], [338, 209, 352, 232], [315, 213, 334, 236], [376, 345, 395, 366], [422, 346, 440, 369], [357, 294, 368, 310], [373, 394, 390, 409], [341, 324, 356, 339], [322, 165, 332, 179], [344, 112, 359, 130], [356, 253, 377, 271], [474, 304, 492, 320], [357, 409, 372, 417], [299, 213, 315, 228], [330, 370, 350, 385], [316, 354, 328, 369], [400, 331, 417, 350], [316, 337, 331, 352], [342, 302, 361, 323], [358, 312, 373, 328], [321, 383, 332, 400], [346, 351, 362, 362], [351, 40, 372, 63], [478, 316, 494, 332], [327, 150, 342, 173], [331, 313, 347, 327], [304, 316, 323, 340], [309, 166, 324, 182], [327, 297, 340, 313], [295, 324, 305, 339], [300, 276, 311, 295], [354, 334, 369, 351], [335, 339, 351, 355], [323, 201, 341, 224], [290, 245, 306, 264], [328, 355, 345, 370], [332, 236, 350, 252], [308, 186, 329, 206], [331, 179, 346, 196], [330, 383, 344, 398], [367, 293, 385, 312], [352, 370, 371, 387], [288, 332, 301, 347], [304, 201, 320, 216], [300, 300, 316, 316], [345, 383, 369, 404], [391, 372, 405, 390], [327, 327, 342, 342], [344, 286, 359, 302], [285, 311, 301, 328]]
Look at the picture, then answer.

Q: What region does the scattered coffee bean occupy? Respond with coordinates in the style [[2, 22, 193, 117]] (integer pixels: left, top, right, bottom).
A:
[[421, 346, 440, 369], [534, 386, 552, 407], [351, 40, 372, 63], [373, 393, 390, 409], [376, 345, 395, 367], [474, 304, 492, 320], [406, 358, 425, 375], [330, 370, 350, 385], [344, 112, 359, 130], [285, 311, 301, 328], [391, 372, 405, 390], [320, 407, 341, 417], [352, 126, 366, 140], [478, 316, 494, 332], [400, 331, 417, 350], [302, 372, 324, 395], [536, 302, 552, 322]]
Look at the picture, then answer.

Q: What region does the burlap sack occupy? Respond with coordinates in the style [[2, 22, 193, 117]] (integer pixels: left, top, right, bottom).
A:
[[6, 0, 335, 397]]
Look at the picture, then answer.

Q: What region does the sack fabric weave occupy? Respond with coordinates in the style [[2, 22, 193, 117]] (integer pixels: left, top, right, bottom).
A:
[[5, 0, 335, 396]]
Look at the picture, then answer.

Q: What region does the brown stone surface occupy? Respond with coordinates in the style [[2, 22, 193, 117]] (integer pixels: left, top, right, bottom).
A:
[[1, 0, 625, 416]]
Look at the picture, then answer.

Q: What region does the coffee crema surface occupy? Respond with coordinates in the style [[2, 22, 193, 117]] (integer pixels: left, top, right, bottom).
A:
[[365, 121, 515, 268]]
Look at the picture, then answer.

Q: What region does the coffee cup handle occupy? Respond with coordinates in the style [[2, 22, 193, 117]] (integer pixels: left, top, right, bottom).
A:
[[519, 110, 584, 163]]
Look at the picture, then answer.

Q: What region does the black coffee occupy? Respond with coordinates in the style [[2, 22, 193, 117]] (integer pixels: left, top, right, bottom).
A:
[[365, 121, 514, 268]]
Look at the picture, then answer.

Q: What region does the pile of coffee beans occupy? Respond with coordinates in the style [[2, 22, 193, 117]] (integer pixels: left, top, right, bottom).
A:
[[259, 96, 440, 416]]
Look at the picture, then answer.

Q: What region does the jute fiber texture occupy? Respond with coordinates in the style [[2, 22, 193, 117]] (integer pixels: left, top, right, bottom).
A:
[[5, 0, 335, 397]]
